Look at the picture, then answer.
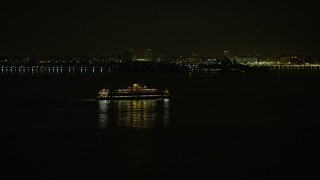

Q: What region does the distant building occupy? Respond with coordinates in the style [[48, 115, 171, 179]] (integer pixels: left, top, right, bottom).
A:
[[134, 49, 153, 61], [281, 56, 305, 64], [231, 57, 258, 64], [200, 58, 218, 65], [123, 49, 135, 61], [145, 49, 152, 61], [223, 51, 229, 58]]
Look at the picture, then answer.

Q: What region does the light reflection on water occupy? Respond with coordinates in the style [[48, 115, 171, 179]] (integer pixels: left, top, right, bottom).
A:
[[0, 67, 111, 76], [98, 100, 109, 128], [98, 99, 170, 128]]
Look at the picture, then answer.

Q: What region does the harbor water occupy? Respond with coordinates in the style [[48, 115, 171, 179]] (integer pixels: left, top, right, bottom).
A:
[[1, 69, 320, 179]]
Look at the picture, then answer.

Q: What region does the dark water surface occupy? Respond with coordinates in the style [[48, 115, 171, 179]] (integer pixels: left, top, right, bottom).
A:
[[1, 71, 320, 179]]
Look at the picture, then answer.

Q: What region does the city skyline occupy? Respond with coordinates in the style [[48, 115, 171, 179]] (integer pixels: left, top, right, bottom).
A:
[[1, 1, 319, 56]]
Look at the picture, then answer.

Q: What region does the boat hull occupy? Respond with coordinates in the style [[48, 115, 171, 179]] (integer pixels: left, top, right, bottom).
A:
[[96, 83, 169, 100], [96, 95, 169, 100]]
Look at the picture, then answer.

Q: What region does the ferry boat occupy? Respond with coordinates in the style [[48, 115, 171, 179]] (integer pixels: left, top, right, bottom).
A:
[[96, 83, 169, 100]]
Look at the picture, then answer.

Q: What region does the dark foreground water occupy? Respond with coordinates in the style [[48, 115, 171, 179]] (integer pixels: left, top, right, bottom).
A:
[[1, 71, 320, 179]]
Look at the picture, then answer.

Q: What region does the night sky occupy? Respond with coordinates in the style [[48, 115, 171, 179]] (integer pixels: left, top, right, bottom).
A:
[[1, 1, 319, 56]]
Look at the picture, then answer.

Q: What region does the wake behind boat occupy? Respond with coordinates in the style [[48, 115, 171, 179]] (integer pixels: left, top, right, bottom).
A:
[[96, 83, 169, 100]]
